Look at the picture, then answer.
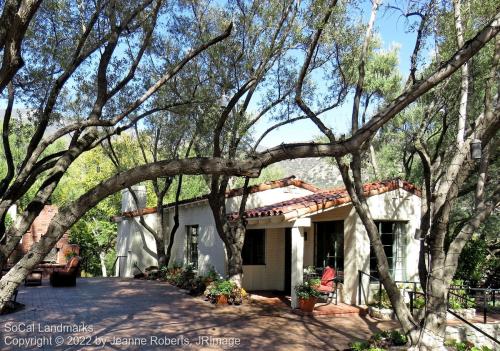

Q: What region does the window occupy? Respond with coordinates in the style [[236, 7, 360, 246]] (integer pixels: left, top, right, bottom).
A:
[[242, 229, 265, 265], [369, 221, 406, 280], [315, 221, 344, 271], [186, 225, 199, 269]]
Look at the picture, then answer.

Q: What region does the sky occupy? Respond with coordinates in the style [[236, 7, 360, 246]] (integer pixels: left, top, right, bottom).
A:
[[253, 2, 419, 148], [1, 1, 421, 149]]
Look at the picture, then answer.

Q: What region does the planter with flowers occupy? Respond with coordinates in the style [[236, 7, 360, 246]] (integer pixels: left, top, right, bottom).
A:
[[295, 278, 321, 312], [204, 279, 247, 305]]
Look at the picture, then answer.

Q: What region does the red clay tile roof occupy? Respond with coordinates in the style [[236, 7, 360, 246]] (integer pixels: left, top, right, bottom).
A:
[[118, 176, 320, 219], [227, 179, 421, 221]]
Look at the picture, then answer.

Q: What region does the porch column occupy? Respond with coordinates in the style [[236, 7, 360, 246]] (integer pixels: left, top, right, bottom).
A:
[[291, 225, 304, 309]]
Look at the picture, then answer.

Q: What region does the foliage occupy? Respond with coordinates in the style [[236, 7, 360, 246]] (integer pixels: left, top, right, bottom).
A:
[[448, 280, 475, 310], [350, 341, 371, 351], [349, 330, 408, 350], [4, 214, 12, 231], [444, 339, 492, 351], [412, 295, 426, 310], [454, 214, 500, 287], [294, 278, 321, 300], [208, 279, 235, 297], [156, 264, 223, 297], [369, 289, 392, 309], [203, 279, 247, 305]]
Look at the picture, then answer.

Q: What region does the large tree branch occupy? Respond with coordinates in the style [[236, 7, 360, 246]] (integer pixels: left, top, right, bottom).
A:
[[295, 0, 338, 141], [453, 0, 469, 146], [0, 0, 42, 94], [351, 0, 380, 133], [0, 83, 16, 196]]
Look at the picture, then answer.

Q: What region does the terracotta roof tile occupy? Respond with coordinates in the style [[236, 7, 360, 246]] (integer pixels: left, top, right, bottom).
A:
[[227, 179, 421, 221], [118, 176, 320, 219]]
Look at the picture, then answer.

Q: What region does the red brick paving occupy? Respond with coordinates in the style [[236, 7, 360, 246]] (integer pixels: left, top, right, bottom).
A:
[[0, 278, 399, 350]]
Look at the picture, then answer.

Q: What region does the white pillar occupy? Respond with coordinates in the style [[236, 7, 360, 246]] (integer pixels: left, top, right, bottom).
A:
[[291, 226, 304, 309]]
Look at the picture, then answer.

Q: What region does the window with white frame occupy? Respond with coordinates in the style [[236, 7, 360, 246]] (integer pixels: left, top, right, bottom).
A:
[[186, 225, 199, 269], [369, 221, 407, 280]]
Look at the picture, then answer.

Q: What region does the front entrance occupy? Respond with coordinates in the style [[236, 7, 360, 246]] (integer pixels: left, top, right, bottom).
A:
[[284, 228, 291, 294], [315, 221, 344, 271]]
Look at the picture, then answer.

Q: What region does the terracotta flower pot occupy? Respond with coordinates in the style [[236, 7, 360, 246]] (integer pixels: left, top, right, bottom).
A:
[[298, 297, 317, 312], [216, 295, 228, 305]]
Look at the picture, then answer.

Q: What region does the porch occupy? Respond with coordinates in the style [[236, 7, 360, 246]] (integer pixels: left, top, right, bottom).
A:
[[242, 198, 421, 308]]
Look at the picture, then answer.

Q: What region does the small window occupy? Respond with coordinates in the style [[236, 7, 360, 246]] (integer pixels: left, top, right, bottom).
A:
[[186, 225, 199, 269], [242, 229, 265, 265]]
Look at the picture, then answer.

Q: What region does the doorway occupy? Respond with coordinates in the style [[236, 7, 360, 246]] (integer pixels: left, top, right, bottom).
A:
[[284, 228, 291, 294], [315, 221, 344, 271]]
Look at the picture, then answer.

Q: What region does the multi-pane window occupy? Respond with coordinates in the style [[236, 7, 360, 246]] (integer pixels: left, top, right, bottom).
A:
[[186, 225, 199, 269], [315, 221, 344, 271], [242, 229, 265, 265], [369, 221, 406, 280]]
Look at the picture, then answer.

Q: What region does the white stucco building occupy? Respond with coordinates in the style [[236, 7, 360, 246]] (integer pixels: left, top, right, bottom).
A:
[[114, 177, 422, 307]]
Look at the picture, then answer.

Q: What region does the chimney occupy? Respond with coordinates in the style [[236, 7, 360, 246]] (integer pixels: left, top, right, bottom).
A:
[[121, 185, 147, 212]]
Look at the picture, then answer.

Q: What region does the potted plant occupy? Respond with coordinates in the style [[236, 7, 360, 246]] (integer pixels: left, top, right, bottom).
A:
[[295, 278, 321, 312], [229, 285, 247, 305], [208, 280, 235, 305]]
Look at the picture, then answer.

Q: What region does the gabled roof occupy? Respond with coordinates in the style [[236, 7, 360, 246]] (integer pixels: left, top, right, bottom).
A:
[[227, 179, 421, 221], [118, 176, 320, 219]]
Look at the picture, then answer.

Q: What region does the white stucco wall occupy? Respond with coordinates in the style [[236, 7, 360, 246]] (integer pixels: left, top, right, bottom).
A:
[[115, 213, 158, 277], [242, 228, 285, 291], [165, 204, 226, 277]]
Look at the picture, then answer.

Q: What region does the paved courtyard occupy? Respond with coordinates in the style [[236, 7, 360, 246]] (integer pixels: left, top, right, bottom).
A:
[[0, 278, 398, 350]]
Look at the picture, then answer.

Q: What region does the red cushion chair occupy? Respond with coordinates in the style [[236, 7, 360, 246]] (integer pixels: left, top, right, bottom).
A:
[[315, 266, 337, 303], [50, 256, 80, 287]]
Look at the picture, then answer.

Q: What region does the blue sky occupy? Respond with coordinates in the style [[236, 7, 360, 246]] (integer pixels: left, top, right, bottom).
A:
[[254, 2, 419, 148]]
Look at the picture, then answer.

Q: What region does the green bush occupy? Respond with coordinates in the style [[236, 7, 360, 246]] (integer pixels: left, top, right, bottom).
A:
[[412, 295, 426, 309], [350, 341, 370, 351], [210, 280, 235, 296], [369, 289, 392, 309], [294, 278, 321, 300], [444, 339, 492, 351], [389, 330, 407, 346], [350, 330, 407, 350], [448, 280, 474, 309]]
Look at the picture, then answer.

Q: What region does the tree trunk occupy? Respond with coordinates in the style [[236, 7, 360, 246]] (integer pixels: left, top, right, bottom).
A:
[[369, 144, 379, 178], [165, 175, 183, 266], [409, 276, 449, 351], [155, 237, 166, 267], [226, 223, 245, 287], [100, 251, 107, 277]]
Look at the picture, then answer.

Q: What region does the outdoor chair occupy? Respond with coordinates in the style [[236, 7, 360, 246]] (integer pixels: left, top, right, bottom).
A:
[[24, 269, 43, 286], [49, 256, 80, 287], [315, 266, 337, 304]]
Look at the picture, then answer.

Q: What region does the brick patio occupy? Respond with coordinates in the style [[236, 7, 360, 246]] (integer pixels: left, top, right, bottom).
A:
[[0, 278, 399, 350]]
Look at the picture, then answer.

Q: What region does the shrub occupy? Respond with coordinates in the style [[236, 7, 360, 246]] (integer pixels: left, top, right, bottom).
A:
[[389, 330, 407, 346], [445, 339, 492, 351], [350, 330, 407, 350], [205, 266, 220, 282], [210, 280, 235, 296], [294, 279, 321, 300], [350, 341, 370, 350], [369, 289, 392, 309]]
